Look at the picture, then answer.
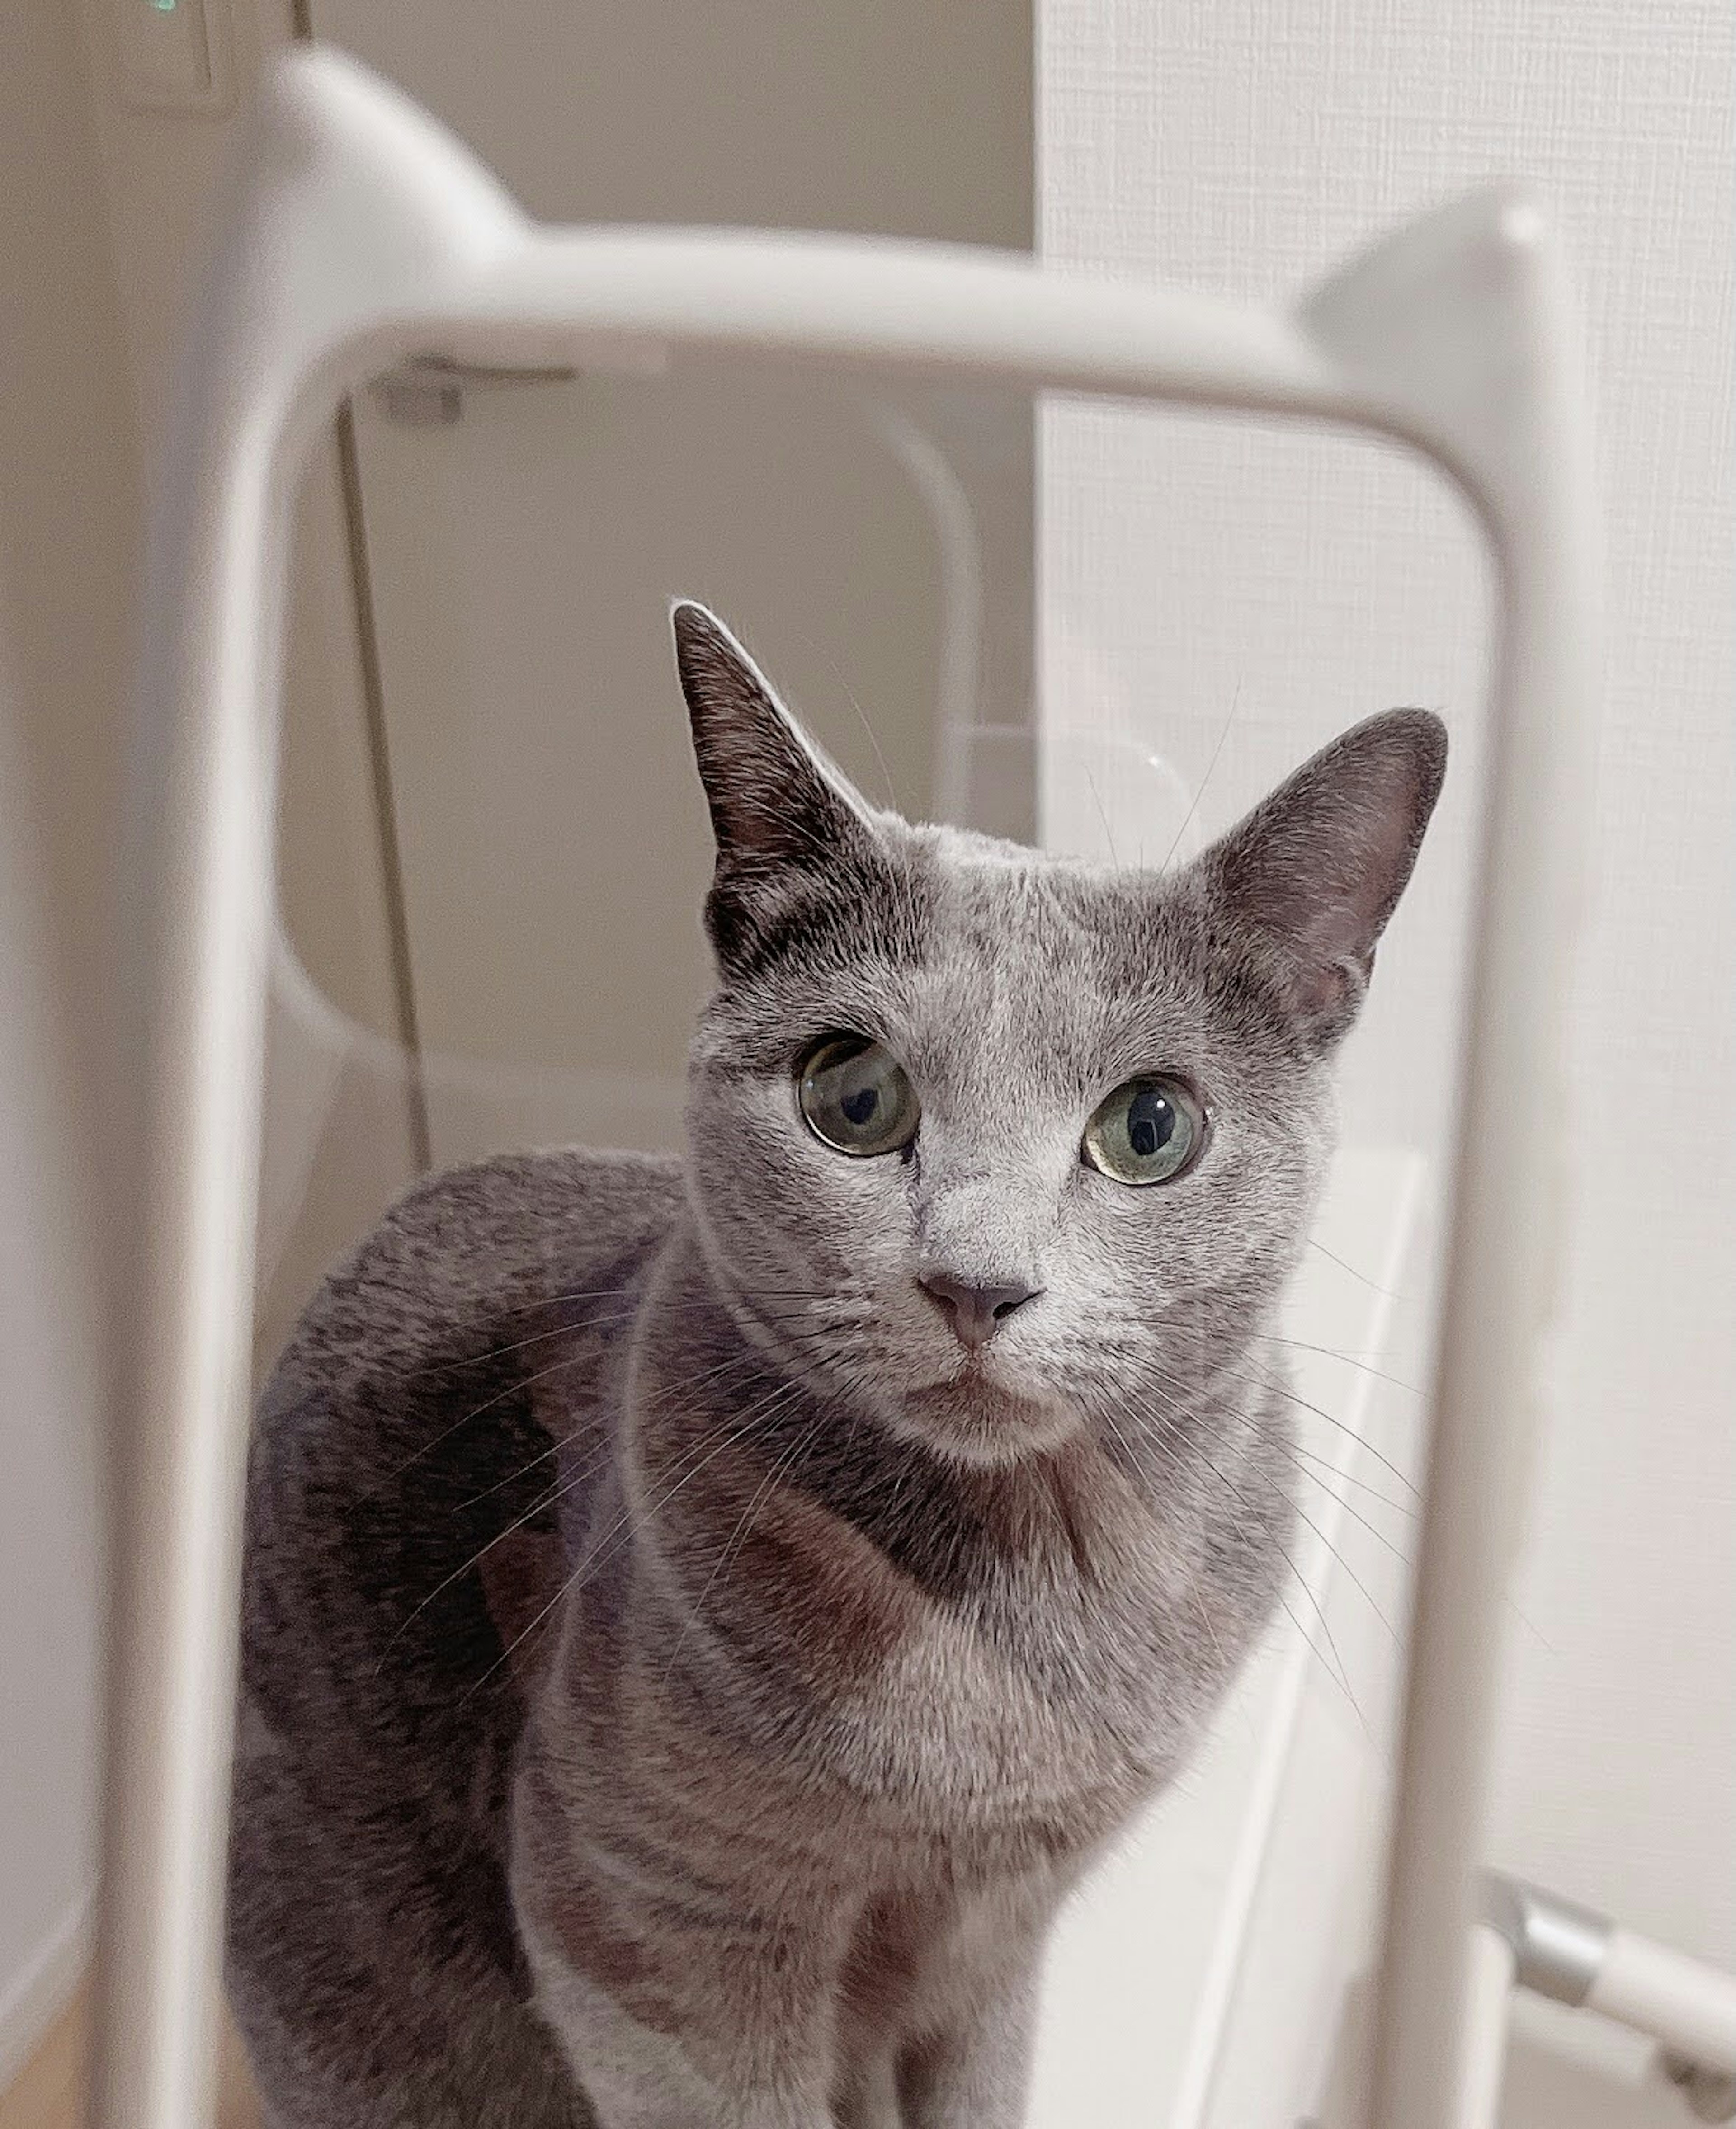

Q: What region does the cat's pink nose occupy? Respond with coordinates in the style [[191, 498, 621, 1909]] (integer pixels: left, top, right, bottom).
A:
[[918, 1272, 1042, 1351]]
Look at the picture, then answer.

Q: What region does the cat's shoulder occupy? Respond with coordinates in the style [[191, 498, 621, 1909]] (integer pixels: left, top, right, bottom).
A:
[[383, 1144, 684, 1252], [342, 1143, 684, 1290], [269, 1145, 686, 1396]]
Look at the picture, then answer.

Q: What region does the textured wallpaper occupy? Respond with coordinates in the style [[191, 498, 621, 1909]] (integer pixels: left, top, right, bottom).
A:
[[1038, 0, 1735, 1978]]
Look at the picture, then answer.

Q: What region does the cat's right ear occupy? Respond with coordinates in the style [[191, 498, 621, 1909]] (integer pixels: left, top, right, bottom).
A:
[[671, 601, 879, 968]]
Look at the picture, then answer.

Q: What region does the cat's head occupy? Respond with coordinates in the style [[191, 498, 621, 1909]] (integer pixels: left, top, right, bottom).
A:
[[673, 603, 1444, 1470]]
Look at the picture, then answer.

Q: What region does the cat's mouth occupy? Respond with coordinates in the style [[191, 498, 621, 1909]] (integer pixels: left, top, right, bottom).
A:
[[899, 1369, 1078, 1465]]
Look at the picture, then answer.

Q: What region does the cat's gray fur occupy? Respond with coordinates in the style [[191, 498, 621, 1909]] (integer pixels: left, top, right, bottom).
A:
[[227, 604, 1445, 2128]]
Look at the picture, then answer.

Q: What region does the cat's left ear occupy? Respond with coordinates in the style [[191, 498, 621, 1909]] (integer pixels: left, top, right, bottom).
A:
[[1192, 709, 1447, 1048]]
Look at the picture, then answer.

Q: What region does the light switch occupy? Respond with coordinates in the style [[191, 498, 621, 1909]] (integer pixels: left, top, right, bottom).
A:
[[114, 0, 231, 113]]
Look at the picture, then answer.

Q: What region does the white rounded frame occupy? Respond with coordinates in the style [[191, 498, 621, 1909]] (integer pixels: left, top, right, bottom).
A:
[[92, 49, 1600, 2129]]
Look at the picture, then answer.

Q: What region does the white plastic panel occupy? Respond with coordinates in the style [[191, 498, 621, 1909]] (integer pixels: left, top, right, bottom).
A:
[[1031, 1148, 1426, 2129]]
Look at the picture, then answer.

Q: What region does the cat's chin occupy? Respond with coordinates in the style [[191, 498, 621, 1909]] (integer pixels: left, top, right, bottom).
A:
[[893, 1373, 1080, 1469]]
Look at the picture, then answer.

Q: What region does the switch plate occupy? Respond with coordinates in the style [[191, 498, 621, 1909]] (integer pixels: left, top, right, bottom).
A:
[[114, 0, 234, 114]]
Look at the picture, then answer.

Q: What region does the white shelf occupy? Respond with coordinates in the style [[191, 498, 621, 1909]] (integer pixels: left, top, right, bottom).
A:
[[1030, 1145, 1426, 2129]]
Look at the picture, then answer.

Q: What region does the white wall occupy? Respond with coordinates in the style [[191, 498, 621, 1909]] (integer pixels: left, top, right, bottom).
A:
[[0, 614, 104, 2096], [0, 0, 137, 2081], [0, 0, 417, 2068], [1038, 0, 1734, 2108], [67, 0, 425, 1372]]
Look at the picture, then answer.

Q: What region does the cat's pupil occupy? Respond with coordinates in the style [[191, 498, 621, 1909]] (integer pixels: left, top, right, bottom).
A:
[[842, 1086, 879, 1126], [1127, 1089, 1175, 1159]]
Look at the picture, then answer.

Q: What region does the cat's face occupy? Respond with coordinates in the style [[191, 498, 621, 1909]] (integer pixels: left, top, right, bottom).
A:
[[673, 604, 1444, 1469]]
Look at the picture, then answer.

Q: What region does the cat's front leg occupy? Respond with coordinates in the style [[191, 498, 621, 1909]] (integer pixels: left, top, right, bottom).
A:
[[897, 1909, 1047, 2129], [831, 2050, 902, 2129], [520, 1897, 841, 2129]]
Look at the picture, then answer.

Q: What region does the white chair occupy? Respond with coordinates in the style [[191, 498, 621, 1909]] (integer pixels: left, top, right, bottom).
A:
[[82, 46, 1733, 2129]]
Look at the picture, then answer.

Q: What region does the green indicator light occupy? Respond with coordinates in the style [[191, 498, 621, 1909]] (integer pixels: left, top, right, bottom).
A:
[[150, 0, 177, 12]]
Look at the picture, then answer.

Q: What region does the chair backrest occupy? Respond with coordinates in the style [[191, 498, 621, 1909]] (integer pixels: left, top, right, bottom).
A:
[[88, 49, 1599, 2129]]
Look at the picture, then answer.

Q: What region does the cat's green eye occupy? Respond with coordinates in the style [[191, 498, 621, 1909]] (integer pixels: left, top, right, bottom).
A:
[[797, 1034, 921, 1157], [1082, 1075, 1206, 1187]]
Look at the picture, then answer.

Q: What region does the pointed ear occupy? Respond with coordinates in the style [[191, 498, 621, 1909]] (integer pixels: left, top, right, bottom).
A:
[[670, 601, 879, 969], [1193, 709, 1447, 1047]]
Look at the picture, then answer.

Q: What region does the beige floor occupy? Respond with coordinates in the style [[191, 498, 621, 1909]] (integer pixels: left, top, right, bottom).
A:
[[0, 1980, 261, 2129]]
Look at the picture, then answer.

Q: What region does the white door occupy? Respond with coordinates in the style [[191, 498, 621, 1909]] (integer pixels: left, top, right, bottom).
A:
[[289, 0, 1036, 1168]]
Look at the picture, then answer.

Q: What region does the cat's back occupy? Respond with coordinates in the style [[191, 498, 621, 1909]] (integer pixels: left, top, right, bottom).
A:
[[263, 1143, 684, 1409], [229, 1145, 682, 2129]]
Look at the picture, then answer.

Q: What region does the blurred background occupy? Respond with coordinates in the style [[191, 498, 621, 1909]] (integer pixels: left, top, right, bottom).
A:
[[0, 1, 1729, 2124]]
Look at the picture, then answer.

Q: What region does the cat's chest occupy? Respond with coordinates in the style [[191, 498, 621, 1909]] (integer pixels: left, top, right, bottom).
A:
[[805, 1556, 1206, 1842], [666, 1448, 1230, 1837]]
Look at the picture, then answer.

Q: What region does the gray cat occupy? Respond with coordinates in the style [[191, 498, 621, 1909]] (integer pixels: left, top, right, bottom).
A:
[[226, 603, 1445, 2128]]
